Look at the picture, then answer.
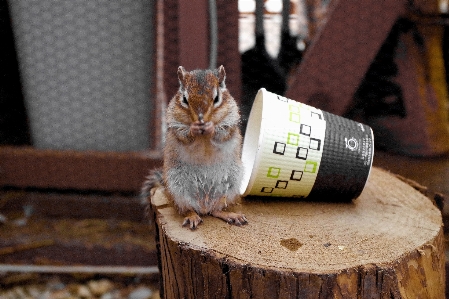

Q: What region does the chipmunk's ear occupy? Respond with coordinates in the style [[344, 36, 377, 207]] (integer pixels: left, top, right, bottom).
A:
[[217, 65, 226, 88], [177, 66, 187, 88]]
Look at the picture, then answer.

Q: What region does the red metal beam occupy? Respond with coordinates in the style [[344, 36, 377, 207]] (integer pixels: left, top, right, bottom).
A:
[[285, 0, 407, 115]]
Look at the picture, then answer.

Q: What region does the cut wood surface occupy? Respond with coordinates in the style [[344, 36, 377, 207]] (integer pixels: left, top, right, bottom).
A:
[[151, 167, 445, 298]]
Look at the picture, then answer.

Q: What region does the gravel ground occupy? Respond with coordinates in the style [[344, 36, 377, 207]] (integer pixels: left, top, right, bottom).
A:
[[0, 275, 160, 299]]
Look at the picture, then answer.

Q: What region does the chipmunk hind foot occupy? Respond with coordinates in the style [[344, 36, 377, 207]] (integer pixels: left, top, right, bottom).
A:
[[182, 210, 203, 230], [211, 210, 248, 226]]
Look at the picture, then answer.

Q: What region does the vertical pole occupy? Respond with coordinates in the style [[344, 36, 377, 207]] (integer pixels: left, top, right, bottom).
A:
[[178, 0, 209, 70]]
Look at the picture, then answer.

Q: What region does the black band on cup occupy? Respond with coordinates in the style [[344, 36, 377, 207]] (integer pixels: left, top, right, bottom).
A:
[[306, 111, 374, 202]]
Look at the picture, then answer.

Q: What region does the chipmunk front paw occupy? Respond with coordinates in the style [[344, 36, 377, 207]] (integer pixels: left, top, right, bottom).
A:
[[190, 121, 214, 136]]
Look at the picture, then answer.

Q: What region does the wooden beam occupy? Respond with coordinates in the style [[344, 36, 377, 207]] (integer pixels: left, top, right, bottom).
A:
[[0, 146, 162, 192]]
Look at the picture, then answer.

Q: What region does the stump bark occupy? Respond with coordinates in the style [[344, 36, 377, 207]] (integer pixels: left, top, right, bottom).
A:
[[150, 167, 445, 298]]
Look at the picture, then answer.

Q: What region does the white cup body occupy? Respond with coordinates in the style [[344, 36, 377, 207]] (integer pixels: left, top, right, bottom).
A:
[[241, 88, 374, 201]]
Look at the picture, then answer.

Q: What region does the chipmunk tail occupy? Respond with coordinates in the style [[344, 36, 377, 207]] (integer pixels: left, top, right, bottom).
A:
[[140, 168, 164, 222], [140, 168, 164, 205]]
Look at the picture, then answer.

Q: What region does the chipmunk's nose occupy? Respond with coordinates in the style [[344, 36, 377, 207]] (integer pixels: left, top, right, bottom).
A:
[[198, 113, 204, 124]]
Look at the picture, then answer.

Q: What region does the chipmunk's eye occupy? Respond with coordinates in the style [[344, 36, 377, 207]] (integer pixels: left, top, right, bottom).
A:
[[182, 95, 189, 106], [213, 90, 222, 107]]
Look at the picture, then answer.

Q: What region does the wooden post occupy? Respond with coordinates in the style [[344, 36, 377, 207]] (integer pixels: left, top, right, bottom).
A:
[[150, 167, 445, 298]]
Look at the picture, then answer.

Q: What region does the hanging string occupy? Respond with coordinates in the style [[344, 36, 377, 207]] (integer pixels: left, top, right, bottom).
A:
[[208, 0, 218, 69]]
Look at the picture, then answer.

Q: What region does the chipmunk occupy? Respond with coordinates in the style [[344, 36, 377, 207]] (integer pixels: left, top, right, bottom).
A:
[[142, 65, 247, 230]]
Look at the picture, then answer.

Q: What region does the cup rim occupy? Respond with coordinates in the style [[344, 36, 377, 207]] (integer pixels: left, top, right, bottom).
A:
[[240, 88, 267, 196]]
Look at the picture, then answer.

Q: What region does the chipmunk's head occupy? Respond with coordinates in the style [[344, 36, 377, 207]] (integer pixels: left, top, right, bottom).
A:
[[177, 65, 227, 123]]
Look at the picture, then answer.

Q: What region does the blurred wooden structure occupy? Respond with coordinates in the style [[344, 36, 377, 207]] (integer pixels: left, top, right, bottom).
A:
[[286, 0, 449, 156], [2, 0, 448, 190]]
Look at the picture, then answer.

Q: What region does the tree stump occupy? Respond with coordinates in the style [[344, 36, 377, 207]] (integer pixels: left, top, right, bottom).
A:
[[150, 167, 445, 298]]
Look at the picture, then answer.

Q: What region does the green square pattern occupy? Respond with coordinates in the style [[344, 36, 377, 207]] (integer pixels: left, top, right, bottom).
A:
[[287, 133, 299, 146], [304, 161, 317, 173], [289, 112, 300, 123], [267, 167, 281, 178]]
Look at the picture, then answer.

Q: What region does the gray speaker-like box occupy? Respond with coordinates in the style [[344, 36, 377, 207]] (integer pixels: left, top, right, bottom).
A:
[[8, 0, 153, 151]]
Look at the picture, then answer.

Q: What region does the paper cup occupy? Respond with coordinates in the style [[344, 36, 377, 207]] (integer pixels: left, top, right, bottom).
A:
[[240, 88, 374, 201]]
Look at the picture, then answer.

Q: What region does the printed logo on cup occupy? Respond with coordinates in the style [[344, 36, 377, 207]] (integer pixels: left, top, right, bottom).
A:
[[240, 88, 374, 201]]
